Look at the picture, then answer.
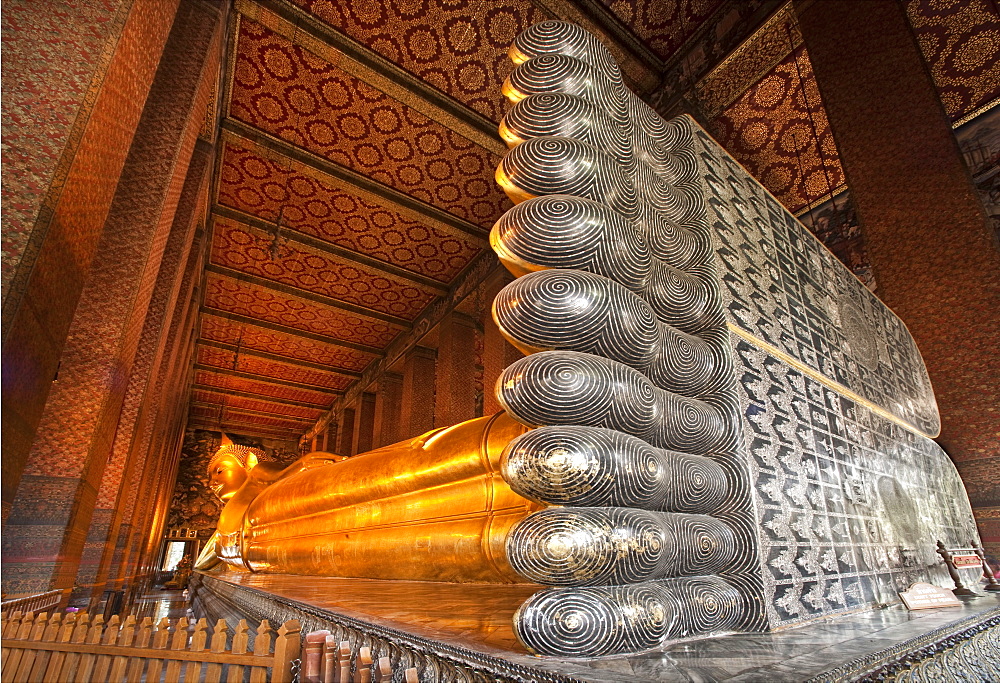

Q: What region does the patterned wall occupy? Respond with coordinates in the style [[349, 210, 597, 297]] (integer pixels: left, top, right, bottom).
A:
[[693, 0, 1000, 297]]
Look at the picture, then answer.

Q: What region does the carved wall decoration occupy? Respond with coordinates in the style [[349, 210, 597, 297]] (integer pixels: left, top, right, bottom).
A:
[[490, 20, 980, 658]]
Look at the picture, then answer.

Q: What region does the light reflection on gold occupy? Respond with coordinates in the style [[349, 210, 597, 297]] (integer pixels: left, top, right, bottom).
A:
[[202, 413, 543, 583], [495, 164, 537, 204]]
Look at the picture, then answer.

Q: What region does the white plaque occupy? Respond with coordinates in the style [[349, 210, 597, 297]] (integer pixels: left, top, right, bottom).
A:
[[899, 582, 962, 610]]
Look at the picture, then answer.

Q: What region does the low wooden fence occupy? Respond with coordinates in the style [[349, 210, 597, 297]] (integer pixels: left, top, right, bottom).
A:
[[1, 611, 299, 683], [0, 591, 61, 616], [301, 630, 419, 683]]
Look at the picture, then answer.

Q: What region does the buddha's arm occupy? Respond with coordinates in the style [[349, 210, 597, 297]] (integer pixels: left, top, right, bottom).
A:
[[270, 452, 348, 480]]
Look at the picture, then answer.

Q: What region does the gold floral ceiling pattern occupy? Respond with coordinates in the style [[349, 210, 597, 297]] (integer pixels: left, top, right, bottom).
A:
[[709, 46, 844, 213], [229, 18, 509, 227], [288, 0, 548, 122], [906, 0, 1000, 123]]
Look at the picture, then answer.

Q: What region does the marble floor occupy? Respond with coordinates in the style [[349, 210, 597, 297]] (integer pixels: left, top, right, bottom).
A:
[[211, 572, 1000, 682], [133, 589, 193, 622]]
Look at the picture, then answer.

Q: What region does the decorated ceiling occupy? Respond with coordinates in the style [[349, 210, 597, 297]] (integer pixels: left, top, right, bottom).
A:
[[188, 0, 1000, 443]]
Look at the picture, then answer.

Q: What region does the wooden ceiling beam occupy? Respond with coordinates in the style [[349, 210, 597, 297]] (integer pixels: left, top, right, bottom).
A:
[[198, 306, 386, 356], [187, 419, 304, 439], [197, 338, 363, 378], [190, 387, 325, 418], [212, 205, 450, 293], [205, 263, 414, 328], [193, 364, 341, 395], [191, 383, 332, 409], [190, 401, 316, 424], [219, 120, 488, 243]]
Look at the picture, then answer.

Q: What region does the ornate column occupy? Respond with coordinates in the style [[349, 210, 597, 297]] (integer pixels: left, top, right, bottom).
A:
[[74, 142, 213, 600], [323, 421, 338, 455], [1, 0, 181, 524], [373, 372, 403, 448], [354, 393, 377, 454], [400, 346, 436, 440], [434, 312, 479, 428], [796, 0, 1000, 554], [338, 406, 356, 456], [0, 0, 222, 597]]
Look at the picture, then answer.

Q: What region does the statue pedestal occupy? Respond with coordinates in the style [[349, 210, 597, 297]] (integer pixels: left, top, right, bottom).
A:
[[191, 571, 1000, 682]]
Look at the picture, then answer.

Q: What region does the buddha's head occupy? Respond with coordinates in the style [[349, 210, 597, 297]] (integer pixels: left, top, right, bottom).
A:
[[208, 437, 266, 501]]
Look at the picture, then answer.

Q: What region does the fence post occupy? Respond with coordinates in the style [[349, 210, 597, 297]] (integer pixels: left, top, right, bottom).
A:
[[272, 620, 301, 683], [204, 618, 229, 683]]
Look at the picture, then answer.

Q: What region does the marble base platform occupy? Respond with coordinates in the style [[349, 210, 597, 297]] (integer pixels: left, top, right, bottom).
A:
[[189, 572, 1000, 682]]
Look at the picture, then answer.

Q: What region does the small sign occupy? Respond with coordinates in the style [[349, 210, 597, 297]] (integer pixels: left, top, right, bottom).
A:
[[952, 554, 981, 568], [899, 582, 962, 610]]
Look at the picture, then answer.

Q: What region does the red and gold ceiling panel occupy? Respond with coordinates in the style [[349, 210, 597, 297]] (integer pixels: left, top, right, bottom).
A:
[[192, 388, 325, 419], [229, 18, 510, 227], [203, 272, 402, 349], [196, 345, 354, 391], [287, 0, 548, 123], [217, 142, 482, 282], [211, 216, 437, 319], [194, 369, 336, 407], [906, 0, 1000, 123], [200, 314, 376, 372], [709, 46, 845, 213], [598, 0, 724, 61]]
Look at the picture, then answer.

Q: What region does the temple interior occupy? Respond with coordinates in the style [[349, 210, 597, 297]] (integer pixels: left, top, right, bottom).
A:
[[2, 0, 999, 680]]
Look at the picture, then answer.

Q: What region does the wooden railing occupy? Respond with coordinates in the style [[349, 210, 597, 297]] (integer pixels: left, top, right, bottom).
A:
[[302, 630, 419, 683], [0, 591, 61, 616], [1, 611, 299, 683]]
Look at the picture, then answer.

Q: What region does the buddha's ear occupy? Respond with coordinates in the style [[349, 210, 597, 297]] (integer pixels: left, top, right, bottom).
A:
[[245, 452, 259, 471]]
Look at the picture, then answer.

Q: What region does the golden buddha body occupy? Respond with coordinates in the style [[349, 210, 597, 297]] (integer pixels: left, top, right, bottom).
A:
[[199, 413, 541, 583]]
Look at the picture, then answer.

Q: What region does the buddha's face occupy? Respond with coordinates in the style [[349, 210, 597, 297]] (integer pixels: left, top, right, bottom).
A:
[[209, 455, 248, 501]]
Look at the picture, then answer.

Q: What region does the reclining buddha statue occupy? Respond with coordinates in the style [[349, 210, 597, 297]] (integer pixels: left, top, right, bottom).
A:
[[197, 413, 542, 582], [197, 20, 981, 658]]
